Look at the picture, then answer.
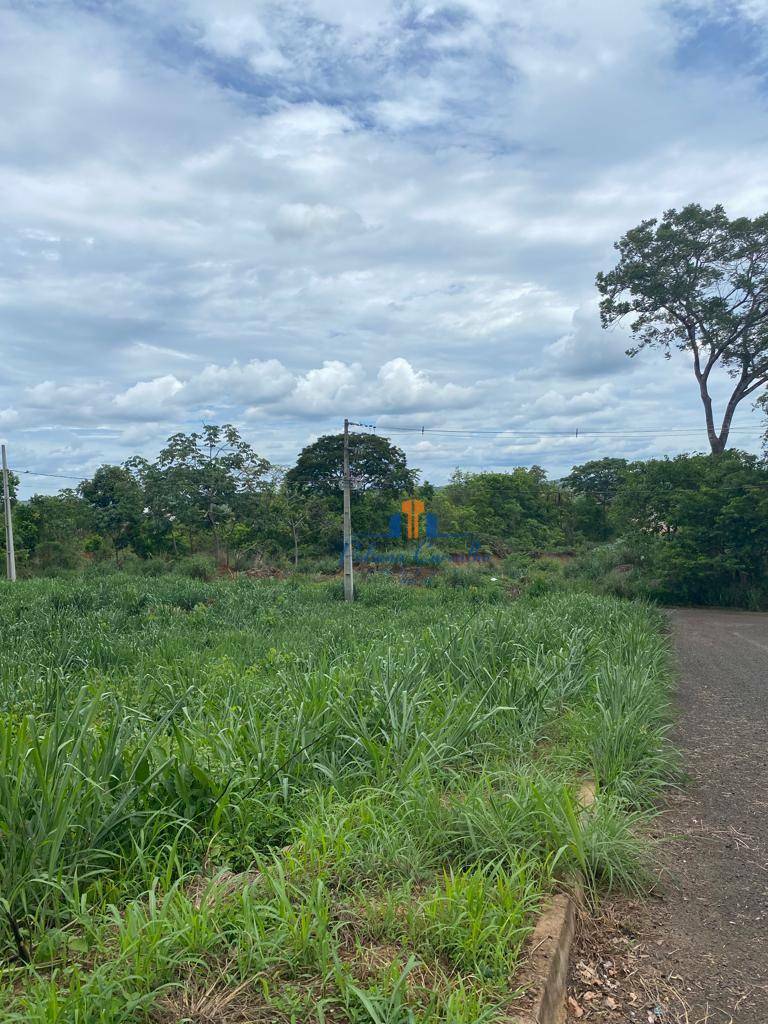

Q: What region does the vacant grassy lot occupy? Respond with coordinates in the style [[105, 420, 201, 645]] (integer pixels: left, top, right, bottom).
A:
[[0, 574, 675, 1022]]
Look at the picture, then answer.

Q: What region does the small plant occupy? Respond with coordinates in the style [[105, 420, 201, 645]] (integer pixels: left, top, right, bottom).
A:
[[418, 863, 538, 977]]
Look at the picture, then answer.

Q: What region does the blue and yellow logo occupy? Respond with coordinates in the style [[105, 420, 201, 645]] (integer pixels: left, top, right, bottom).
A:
[[346, 497, 489, 565], [386, 498, 439, 540]]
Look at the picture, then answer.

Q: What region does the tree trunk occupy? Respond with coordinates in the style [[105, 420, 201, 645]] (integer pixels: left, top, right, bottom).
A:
[[713, 387, 744, 454], [710, 433, 727, 454], [293, 525, 299, 568], [696, 372, 741, 454], [208, 502, 223, 567], [696, 376, 721, 453]]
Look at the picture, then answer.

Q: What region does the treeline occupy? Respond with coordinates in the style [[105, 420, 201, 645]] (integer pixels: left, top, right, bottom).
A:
[[3, 424, 590, 573], [3, 425, 768, 606]]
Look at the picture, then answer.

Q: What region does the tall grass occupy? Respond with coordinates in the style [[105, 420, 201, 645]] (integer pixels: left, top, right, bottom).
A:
[[0, 576, 675, 1021]]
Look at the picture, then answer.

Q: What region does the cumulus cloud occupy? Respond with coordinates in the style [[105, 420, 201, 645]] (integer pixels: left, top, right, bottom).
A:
[[373, 358, 477, 412], [1, 0, 766, 492], [544, 302, 631, 378], [191, 359, 295, 402], [113, 376, 185, 417]]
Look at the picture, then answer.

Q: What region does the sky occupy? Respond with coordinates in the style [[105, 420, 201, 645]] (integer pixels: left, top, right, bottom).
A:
[[1, 0, 768, 495]]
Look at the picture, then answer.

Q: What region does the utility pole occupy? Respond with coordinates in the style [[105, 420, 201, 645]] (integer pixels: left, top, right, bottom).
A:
[[2, 444, 17, 582], [342, 418, 354, 602]]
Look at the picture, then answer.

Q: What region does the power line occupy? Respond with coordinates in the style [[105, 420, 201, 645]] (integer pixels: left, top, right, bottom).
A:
[[17, 470, 85, 481], [8, 418, 763, 489], [351, 423, 759, 439]]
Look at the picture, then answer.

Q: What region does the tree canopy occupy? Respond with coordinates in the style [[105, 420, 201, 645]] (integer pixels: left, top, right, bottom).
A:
[[563, 458, 629, 502], [597, 204, 768, 453], [286, 432, 417, 498], [154, 424, 273, 564]]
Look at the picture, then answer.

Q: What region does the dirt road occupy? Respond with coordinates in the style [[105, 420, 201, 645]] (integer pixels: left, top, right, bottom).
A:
[[569, 608, 768, 1023]]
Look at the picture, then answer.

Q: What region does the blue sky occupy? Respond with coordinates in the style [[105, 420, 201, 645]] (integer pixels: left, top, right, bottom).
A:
[[1, 0, 767, 493]]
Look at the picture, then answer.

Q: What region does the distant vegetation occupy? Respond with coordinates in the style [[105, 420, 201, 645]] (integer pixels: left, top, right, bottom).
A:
[[565, 450, 768, 609], [2, 425, 768, 607]]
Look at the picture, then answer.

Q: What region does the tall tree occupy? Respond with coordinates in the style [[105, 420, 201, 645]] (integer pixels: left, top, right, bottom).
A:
[[156, 424, 273, 565], [597, 204, 768, 454], [286, 432, 417, 498]]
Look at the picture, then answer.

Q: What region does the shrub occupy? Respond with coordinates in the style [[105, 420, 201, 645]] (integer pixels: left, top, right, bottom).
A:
[[501, 553, 532, 581], [32, 541, 82, 572], [172, 554, 217, 580]]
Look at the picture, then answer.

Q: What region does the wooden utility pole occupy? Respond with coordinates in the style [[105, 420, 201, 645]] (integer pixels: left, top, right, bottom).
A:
[[342, 418, 354, 602], [2, 444, 17, 582]]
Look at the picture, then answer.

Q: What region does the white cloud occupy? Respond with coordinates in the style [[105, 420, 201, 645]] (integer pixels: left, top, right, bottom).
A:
[[113, 375, 185, 417], [192, 359, 294, 402], [1, 0, 766, 492], [373, 358, 477, 412], [269, 203, 364, 241], [282, 361, 365, 416], [545, 302, 630, 378], [25, 381, 104, 409]]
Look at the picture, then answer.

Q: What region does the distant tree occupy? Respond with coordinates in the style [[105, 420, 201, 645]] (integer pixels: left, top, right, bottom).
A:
[[79, 465, 144, 566], [286, 432, 417, 498], [436, 468, 563, 552], [756, 393, 768, 455], [2, 469, 18, 502], [156, 424, 273, 566], [125, 456, 186, 556], [597, 204, 768, 454], [13, 490, 93, 561], [564, 458, 629, 501], [272, 485, 332, 567], [1, 468, 19, 564], [563, 457, 630, 540]]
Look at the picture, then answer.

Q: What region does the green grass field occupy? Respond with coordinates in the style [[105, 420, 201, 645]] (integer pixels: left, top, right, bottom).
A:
[[0, 574, 675, 1022]]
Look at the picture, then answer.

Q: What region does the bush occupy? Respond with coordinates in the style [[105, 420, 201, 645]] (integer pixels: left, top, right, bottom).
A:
[[438, 562, 494, 588], [172, 554, 217, 581], [295, 554, 342, 576], [564, 541, 635, 582], [525, 561, 567, 597], [501, 553, 532, 581], [32, 541, 83, 572]]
